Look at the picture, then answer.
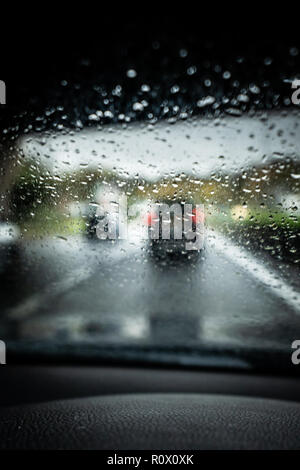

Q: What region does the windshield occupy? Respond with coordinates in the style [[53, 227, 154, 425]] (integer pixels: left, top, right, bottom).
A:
[[1, 38, 299, 373]]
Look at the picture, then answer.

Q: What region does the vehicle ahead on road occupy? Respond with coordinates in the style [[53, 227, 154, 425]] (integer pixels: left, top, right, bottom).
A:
[[146, 199, 205, 259], [86, 184, 121, 240], [87, 209, 120, 240]]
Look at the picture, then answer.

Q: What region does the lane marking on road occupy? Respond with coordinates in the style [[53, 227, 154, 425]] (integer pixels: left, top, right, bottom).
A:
[[7, 237, 145, 320], [207, 230, 300, 313], [8, 266, 94, 320], [7, 232, 300, 321]]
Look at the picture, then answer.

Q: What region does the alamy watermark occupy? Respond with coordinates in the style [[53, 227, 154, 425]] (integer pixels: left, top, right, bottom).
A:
[[291, 80, 300, 105], [0, 341, 6, 365], [94, 196, 205, 251], [0, 81, 6, 105], [292, 341, 300, 365]]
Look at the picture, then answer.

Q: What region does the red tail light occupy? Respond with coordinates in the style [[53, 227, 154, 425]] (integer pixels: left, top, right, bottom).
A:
[[192, 208, 205, 224], [143, 212, 158, 227]]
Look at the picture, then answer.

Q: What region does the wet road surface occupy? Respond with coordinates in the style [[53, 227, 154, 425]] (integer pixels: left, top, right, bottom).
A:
[[1, 230, 299, 352]]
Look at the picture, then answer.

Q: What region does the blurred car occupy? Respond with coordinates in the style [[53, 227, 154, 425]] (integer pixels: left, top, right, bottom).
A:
[[146, 199, 205, 258], [87, 185, 121, 240]]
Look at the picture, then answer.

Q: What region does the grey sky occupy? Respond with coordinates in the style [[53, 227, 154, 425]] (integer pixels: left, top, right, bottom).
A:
[[20, 111, 300, 181]]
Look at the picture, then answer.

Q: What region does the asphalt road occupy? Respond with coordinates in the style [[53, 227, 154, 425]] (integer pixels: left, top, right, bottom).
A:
[[1, 230, 299, 352]]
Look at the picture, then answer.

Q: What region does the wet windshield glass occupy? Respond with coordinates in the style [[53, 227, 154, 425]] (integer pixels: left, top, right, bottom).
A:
[[0, 39, 299, 371]]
